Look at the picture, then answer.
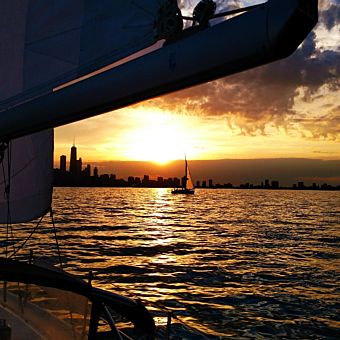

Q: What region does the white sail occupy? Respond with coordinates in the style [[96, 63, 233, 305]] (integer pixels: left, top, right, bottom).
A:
[[186, 166, 195, 190], [0, 131, 53, 224], [0, 0, 178, 102]]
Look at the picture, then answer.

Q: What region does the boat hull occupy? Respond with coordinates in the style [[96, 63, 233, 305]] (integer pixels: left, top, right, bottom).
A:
[[171, 189, 195, 195]]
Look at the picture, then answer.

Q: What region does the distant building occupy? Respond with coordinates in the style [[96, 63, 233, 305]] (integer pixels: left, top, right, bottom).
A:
[[173, 177, 180, 187], [76, 157, 82, 175], [100, 174, 110, 186], [196, 180, 200, 188], [202, 180, 207, 188], [298, 181, 304, 189], [60, 155, 66, 172], [142, 175, 149, 186], [209, 179, 213, 188], [83, 164, 91, 177], [70, 145, 77, 175], [94, 167, 99, 178], [271, 180, 279, 189], [264, 179, 270, 188], [128, 176, 135, 185]]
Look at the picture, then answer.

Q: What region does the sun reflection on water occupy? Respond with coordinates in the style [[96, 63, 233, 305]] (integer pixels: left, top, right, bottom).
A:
[[1, 188, 339, 338]]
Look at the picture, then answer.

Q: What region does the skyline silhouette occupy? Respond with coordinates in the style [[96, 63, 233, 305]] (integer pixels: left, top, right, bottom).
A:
[[54, 145, 340, 190]]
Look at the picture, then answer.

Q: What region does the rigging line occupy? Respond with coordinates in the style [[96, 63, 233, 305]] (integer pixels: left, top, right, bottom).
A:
[[211, 3, 264, 19], [140, 299, 212, 339], [6, 141, 17, 257], [131, 1, 155, 17], [8, 213, 44, 259], [0, 142, 9, 257], [50, 208, 64, 270], [50, 208, 77, 339], [0, 142, 7, 163], [181, 3, 264, 20], [3, 142, 12, 258], [1, 160, 7, 254], [5, 143, 10, 254], [171, 314, 212, 340]]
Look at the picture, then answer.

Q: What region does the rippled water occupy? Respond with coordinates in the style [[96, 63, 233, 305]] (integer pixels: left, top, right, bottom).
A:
[[2, 188, 340, 338]]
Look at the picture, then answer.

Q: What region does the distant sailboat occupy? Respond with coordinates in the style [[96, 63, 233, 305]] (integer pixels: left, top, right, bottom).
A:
[[172, 156, 195, 194]]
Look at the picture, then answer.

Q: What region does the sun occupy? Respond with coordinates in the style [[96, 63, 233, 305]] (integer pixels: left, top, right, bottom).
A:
[[123, 110, 195, 163]]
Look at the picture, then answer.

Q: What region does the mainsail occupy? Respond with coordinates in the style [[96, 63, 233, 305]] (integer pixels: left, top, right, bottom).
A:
[[0, 0, 180, 104]]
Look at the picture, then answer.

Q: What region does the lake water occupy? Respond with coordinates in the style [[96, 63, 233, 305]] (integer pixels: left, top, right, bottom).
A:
[[2, 188, 340, 338]]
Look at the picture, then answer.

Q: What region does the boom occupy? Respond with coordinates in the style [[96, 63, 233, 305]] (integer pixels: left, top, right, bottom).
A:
[[0, 0, 318, 141]]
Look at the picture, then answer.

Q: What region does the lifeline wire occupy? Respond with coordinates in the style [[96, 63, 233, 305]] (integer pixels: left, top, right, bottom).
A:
[[50, 208, 64, 270], [8, 213, 44, 258]]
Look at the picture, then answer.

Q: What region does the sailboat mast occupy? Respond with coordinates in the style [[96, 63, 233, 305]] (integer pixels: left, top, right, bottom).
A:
[[185, 155, 188, 189]]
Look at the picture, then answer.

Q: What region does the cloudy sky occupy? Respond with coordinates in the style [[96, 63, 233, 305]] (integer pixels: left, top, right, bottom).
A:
[[55, 0, 339, 165]]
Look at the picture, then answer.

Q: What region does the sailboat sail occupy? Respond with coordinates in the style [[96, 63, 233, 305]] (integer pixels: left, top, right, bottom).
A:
[[0, 131, 53, 224], [1, 0, 180, 223], [0, 0, 180, 107], [186, 165, 195, 190]]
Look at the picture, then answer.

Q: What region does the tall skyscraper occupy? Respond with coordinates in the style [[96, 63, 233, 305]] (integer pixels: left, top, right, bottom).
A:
[[70, 145, 77, 175], [76, 157, 82, 175], [60, 155, 66, 172]]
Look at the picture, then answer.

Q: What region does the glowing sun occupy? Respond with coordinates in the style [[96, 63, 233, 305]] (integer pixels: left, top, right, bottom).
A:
[[123, 110, 195, 163]]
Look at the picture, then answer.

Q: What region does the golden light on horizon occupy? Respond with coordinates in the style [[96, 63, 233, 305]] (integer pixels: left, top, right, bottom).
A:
[[121, 110, 198, 164]]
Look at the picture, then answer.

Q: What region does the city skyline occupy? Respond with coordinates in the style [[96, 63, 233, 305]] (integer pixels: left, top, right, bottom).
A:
[[55, 144, 340, 188]]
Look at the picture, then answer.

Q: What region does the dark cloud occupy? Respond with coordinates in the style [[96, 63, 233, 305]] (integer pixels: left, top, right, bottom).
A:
[[320, 4, 340, 31], [145, 2, 340, 140]]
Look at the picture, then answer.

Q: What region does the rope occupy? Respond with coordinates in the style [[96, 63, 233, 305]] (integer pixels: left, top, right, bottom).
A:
[[8, 214, 44, 258], [50, 208, 64, 270], [181, 3, 264, 21], [141, 299, 213, 339], [50, 208, 79, 340], [0, 141, 16, 257]]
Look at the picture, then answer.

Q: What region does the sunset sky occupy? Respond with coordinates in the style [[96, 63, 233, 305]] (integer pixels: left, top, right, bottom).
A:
[[54, 0, 339, 167]]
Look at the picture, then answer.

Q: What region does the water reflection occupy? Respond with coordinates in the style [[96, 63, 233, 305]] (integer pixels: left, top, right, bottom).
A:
[[1, 188, 339, 338]]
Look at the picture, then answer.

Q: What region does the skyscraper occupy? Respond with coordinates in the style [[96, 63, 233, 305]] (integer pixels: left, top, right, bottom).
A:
[[94, 167, 98, 178], [70, 145, 77, 175], [76, 157, 82, 175], [60, 155, 66, 172]]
